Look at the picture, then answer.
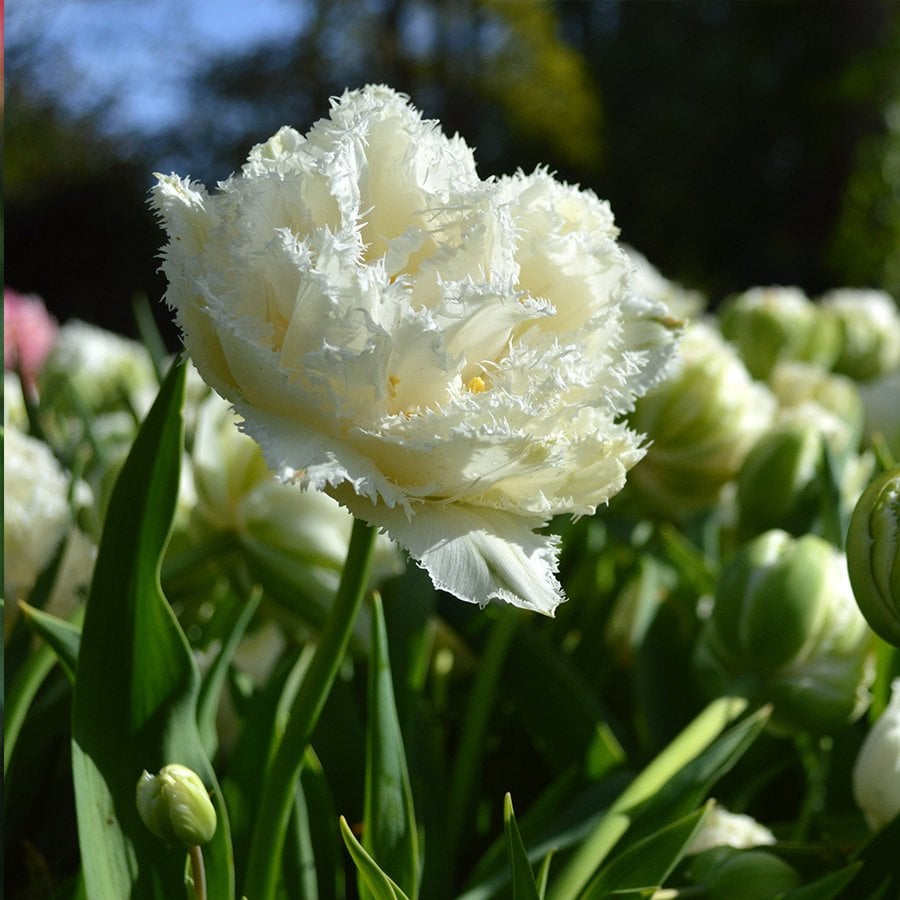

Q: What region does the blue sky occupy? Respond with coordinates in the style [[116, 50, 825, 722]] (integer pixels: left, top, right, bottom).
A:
[[8, 0, 310, 134]]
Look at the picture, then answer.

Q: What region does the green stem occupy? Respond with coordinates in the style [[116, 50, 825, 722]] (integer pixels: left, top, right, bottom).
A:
[[188, 845, 207, 900], [243, 517, 377, 900]]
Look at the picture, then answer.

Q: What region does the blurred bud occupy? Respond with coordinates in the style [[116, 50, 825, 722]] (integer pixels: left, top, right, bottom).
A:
[[687, 803, 776, 854], [624, 246, 706, 321], [720, 286, 841, 379], [820, 289, 900, 381], [769, 362, 864, 458], [38, 320, 157, 415], [737, 364, 868, 537], [736, 418, 824, 537], [4, 287, 58, 393], [846, 465, 900, 646], [853, 679, 900, 830], [627, 321, 775, 520], [696, 530, 874, 734], [136, 764, 216, 847], [860, 368, 900, 459], [688, 847, 799, 900]]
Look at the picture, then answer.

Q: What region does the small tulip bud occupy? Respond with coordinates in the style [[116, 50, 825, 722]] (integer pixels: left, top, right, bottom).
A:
[[846, 465, 900, 646], [696, 531, 875, 734], [136, 764, 217, 847], [853, 679, 900, 830], [720, 286, 841, 379]]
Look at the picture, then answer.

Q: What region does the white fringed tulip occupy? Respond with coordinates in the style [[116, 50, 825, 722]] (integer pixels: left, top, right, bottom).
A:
[[152, 85, 679, 614]]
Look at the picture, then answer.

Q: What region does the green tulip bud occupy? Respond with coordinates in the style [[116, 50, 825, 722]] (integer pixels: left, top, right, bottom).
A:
[[737, 419, 824, 537], [820, 289, 900, 381], [136, 764, 217, 847], [627, 321, 775, 520], [696, 531, 875, 734], [720, 286, 841, 379], [688, 847, 800, 900], [846, 465, 900, 646]]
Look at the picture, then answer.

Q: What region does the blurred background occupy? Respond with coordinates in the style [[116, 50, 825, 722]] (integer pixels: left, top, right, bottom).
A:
[[5, 0, 900, 346]]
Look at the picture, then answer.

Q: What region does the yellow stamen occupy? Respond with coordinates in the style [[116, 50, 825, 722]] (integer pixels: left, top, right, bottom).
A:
[[388, 374, 400, 397], [466, 375, 487, 393]]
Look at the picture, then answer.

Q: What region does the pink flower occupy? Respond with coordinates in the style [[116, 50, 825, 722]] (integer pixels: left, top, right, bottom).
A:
[[4, 287, 58, 390]]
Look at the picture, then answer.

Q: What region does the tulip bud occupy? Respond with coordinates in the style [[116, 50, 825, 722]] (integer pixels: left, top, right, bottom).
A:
[[820, 289, 900, 382], [736, 419, 824, 537], [720, 286, 841, 379], [38, 320, 157, 414], [768, 362, 864, 459], [853, 679, 900, 830], [627, 321, 775, 520], [846, 465, 900, 646], [136, 764, 217, 847], [696, 531, 875, 734]]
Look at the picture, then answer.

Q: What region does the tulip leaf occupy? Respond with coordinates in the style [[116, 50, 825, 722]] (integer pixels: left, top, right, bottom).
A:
[[19, 601, 82, 684], [548, 696, 755, 900], [363, 593, 420, 900], [340, 816, 411, 900], [70, 358, 234, 900], [779, 863, 862, 900], [847, 811, 900, 899], [580, 805, 709, 898], [504, 794, 542, 900]]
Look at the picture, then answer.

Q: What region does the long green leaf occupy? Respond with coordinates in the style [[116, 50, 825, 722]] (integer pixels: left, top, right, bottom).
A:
[[504, 794, 541, 900], [580, 806, 709, 898], [548, 696, 750, 900], [70, 359, 233, 899], [363, 593, 420, 900]]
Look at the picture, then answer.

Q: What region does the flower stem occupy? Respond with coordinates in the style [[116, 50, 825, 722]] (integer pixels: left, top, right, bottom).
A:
[[243, 517, 377, 900], [188, 845, 206, 900]]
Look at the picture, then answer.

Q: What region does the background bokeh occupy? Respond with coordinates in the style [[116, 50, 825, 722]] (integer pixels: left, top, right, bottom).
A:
[[5, 0, 900, 346]]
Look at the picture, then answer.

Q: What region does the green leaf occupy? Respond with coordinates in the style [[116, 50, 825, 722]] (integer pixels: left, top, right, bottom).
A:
[[19, 601, 82, 683], [580, 806, 709, 898], [847, 811, 900, 899], [340, 816, 411, 900], [504, 794, 541, 900], [70, 358, 233, 900], [363, 593, 420, 900], [548, 696, 753, 900], [778, 863, 862, 900]]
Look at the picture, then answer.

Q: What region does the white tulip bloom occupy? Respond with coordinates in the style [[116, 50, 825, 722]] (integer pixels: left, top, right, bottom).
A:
[[152, 85, 679, 614], [853, 679, 900, 831]]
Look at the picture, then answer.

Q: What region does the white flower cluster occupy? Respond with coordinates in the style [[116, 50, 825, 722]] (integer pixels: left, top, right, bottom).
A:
[[153, 85, 680, 614]]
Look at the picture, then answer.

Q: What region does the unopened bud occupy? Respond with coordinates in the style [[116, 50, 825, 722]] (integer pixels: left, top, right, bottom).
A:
[[136, 764, 217, 847], [846, 465, 900, 646], [696, 531, 874, 734], [720, 286, 840, 379]]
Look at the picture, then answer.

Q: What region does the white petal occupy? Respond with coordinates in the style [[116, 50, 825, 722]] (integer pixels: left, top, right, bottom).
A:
[[332, 486, 563, 615]]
